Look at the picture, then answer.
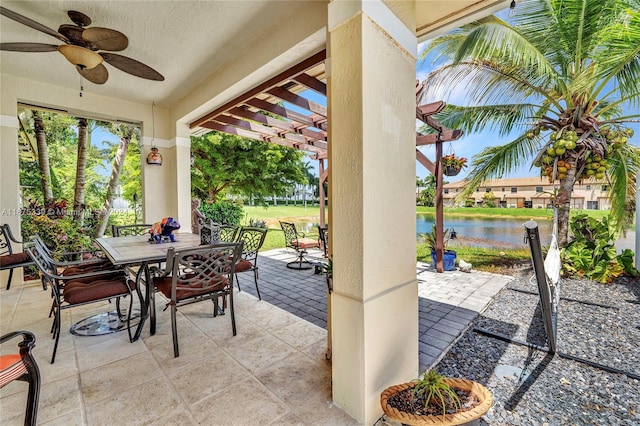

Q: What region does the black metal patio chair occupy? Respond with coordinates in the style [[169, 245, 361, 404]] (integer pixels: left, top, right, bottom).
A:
[[234, 227, 267, 300], [279, 221, 320, 270], [1, 224, 35, 290]]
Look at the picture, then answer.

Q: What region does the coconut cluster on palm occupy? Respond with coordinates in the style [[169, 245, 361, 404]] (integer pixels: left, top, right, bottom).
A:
[[419, 0, 640, 247]]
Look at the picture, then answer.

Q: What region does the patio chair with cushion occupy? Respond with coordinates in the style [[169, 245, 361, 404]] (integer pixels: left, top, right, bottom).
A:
[[234, 227, 267, 300], [1, 224, 35, 290], [26, 243, 139, 363], [279, 221, 320, 270], [0, 331, 40, 426], [151, 242, 243, 357], [111, 224, 153, 237]]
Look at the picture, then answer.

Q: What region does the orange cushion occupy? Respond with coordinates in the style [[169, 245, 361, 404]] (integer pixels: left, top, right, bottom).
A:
[[0, 354, 26, 388], [63, 277, 133, 305], [0, 252, 31, 267], [234, 259, 253, 273], [155, 275, 229, 301], [292, 238, 319, 249]]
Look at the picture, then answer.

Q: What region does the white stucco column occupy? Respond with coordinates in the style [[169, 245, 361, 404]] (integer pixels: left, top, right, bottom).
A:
[[328, 1, 418, 424], [0, 106, 24, 287], [140, 119, 191, 230]]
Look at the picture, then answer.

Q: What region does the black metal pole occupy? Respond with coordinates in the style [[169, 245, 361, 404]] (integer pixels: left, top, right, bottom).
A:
[[524, 220, 557, 353]]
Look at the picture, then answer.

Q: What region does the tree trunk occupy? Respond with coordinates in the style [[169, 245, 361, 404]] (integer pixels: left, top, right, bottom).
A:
[[73, 118, 89, 226], [33, 111, 54, 205], [556, 157, 579, 248], [94, 128, 132, 238]]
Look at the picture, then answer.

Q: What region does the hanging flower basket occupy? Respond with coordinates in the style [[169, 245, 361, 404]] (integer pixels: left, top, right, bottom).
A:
[[442, 154, 467, 177], [444, 166, 461, 176]]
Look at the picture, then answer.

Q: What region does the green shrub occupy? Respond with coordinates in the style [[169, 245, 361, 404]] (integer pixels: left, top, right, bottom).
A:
[[21, 214, 95, 258], [200, 200, 244, 225], [561, 214, 638, 283]]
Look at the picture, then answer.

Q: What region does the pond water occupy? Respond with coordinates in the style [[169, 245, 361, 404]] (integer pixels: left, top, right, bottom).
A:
[[291, 214, 636, 250], [291, 215, 554, 248]]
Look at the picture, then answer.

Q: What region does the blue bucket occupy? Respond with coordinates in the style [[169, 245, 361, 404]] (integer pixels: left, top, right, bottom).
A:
[[431, 250, 457, 271]]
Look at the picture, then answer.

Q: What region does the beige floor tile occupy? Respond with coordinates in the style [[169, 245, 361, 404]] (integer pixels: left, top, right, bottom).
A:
[[292, 393, 360, 426], [149, 333, 221, 375], [255, 352, 332, 407], [302, 338, 332, 363], [267, 412, 306, 425], [40, 409, 85, 425], [0, 387, 29, 422], [75, 335, 147, 372], [80, 351, 163, 406], [37, 375, 84, 424], [271, 320, 326, 351], [191, 378, 288, 425], [36, 346, 79, 384], [204, 316, 265, 347], [245, 305, 302, 332], [85, 376, 183, 426], [139, 313, 205, 351], [223, 334, 298, 374], [167, 351, 252, 406]]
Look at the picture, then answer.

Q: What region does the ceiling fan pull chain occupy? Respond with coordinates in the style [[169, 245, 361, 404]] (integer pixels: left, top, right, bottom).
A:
[[79, 74, 84, 97]]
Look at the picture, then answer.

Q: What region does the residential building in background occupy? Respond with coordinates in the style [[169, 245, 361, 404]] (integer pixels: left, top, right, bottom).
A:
[[443, 177, 611, 209]]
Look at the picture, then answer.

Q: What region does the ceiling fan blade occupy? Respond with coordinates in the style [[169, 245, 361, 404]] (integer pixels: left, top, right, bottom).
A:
[[83, 27, 128, 51], [1, 42, 59, 52], [67, 11, 91, 27], [77, 63, 109, 84], [100, 52, 164, 81], [0, 6, 68, 43]]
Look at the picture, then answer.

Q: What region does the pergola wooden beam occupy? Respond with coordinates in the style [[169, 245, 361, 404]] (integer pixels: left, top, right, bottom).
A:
[[292, 73, 326, 96], [266, 86, 327, 117], [190, 50, 326, 128], [415, 129, 463, 145], [245, 98, 316, 127], [416, 101, 445, 121], [201, 121, 326, 154], [415, 149, 435, 175]]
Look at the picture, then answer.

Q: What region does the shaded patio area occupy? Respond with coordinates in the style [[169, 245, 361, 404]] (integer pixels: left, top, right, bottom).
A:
[[1, 247, 511, 424]]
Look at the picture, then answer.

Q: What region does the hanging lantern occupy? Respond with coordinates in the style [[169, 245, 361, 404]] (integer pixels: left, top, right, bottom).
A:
[[147, 147, 162, 165]]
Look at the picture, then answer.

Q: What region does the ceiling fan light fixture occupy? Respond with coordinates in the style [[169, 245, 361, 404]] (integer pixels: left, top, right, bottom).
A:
[[58, 44, 102, 69]]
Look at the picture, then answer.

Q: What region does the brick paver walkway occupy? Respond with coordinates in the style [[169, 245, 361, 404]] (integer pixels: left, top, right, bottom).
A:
[[239, 249, 513, 370]]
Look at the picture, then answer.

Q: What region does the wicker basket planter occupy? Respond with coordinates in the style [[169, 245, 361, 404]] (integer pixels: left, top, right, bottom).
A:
[[380, 378, 493, 425]]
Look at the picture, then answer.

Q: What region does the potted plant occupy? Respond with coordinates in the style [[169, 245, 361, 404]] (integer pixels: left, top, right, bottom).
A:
[[442, 154, 467, 176], [380, 369, 493, 425], [424, 224, 457, 271]]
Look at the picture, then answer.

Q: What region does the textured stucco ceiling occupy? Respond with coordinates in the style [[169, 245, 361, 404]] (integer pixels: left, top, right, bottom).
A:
[[0, 0, 313, 108]]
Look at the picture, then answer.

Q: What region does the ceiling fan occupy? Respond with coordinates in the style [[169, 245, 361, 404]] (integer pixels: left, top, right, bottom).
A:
[[0, 7, 164, 84]]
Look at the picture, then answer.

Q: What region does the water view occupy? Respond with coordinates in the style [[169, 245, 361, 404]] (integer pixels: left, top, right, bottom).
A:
[[293, 214, 635, 251]]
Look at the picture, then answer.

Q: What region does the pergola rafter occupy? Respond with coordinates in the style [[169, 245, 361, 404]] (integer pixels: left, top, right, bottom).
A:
[[189, 56, 462, 239]]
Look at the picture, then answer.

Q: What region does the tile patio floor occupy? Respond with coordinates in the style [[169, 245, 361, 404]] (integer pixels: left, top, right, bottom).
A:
[[1, 248, 512, 425]]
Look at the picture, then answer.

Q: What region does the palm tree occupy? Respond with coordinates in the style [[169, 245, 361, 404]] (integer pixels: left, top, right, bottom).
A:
[[72, 118, 89, 225], [32, 111, 54, 206], [419, 0, 640, 247], [94, 123, 136, 238]]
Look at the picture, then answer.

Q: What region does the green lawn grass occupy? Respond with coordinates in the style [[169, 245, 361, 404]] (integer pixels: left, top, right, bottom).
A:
[[248, 204, 618, 272]]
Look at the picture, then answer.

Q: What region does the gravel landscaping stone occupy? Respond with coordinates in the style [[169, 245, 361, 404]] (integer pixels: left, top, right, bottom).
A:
[[433, 272, 640, 425]]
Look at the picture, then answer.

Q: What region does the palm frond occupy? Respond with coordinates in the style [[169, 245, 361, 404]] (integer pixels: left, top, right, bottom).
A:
[[423, 103, 541, 137], [457, 134, 543, 201], [607, 143, 640, 232]]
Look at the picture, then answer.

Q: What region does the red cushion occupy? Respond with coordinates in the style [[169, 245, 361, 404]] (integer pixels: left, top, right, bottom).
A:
[[235, 259, 253, 273], [0, 354, 26, 388], [155, 275, 229, 301], [63, 277, 133, 305], [0, 252, 31, 267], [61, 259, 113, 276]]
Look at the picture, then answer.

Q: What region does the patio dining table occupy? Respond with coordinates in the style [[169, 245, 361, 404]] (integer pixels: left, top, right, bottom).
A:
[[95, 232, 201, 341]]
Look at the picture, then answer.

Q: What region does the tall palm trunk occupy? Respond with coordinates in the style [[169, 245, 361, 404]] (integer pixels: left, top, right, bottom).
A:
[[94, 128, 132, 238], [73, 118, 89, 226], [33, 111, 54, 205], [556, 155, 580, 248]]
